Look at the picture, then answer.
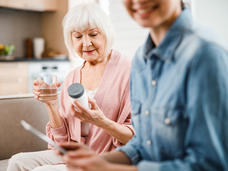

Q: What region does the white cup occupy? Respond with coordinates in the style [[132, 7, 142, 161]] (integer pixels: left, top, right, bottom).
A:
[[33, 38, 45, 59]]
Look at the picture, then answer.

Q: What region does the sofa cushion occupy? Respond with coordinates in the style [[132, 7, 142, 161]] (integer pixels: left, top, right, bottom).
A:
[[0, 159, 8, 171], [0, 96, 49, 160]]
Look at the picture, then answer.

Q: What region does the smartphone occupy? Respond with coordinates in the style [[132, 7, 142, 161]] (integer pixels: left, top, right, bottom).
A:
[[21, 120, 67, 155]]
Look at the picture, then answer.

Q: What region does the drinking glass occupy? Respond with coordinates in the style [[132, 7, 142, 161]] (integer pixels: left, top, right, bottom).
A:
[[38, 74, 58, 102]]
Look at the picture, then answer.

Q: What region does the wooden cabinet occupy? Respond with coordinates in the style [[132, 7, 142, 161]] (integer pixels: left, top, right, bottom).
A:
[[0, 0, 57, 12], [0, 62, 29, 96]]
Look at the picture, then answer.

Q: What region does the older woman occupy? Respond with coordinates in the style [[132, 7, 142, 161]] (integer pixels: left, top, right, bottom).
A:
[[7, 2, 134, 171]]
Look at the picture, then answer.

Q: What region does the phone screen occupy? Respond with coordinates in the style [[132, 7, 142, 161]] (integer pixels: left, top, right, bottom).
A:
[[21, 120, 67, 155]]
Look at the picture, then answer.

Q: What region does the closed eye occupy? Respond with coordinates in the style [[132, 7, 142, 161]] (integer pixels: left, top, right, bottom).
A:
[[74, 35, 82, 39], [89, 32, 98, 37]]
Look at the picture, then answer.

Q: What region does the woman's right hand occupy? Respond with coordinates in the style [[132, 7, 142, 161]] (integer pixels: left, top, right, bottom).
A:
[[33, 78, 61, 104]]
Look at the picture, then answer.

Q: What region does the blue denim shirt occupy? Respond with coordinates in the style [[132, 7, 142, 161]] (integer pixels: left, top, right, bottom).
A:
[[117, 9, 228, 171]]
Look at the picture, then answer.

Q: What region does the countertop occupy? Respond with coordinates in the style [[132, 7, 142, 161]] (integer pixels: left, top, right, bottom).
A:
[[0, 57, 69, 62]]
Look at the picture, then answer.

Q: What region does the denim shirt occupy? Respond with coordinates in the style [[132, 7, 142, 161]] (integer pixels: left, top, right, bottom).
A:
[[117, 9, 228, 171]]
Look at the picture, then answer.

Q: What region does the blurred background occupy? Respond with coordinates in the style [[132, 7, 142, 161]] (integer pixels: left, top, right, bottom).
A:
[[0, 0, 227, 96]]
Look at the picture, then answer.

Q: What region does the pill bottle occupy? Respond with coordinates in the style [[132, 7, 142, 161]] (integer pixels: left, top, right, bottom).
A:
[[67, 83, 90, 136]]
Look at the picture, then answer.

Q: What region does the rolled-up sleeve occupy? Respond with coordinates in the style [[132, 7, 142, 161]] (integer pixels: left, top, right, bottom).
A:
[[116, 135, 142, 165], [46, 117, 69, 143]]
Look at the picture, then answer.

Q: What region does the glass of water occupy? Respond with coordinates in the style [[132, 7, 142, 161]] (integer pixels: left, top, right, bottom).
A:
[[38, 74, 58, 102]]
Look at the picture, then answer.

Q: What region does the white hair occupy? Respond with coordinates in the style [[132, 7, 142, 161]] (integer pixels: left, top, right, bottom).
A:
[[62, 1, 114, 59]]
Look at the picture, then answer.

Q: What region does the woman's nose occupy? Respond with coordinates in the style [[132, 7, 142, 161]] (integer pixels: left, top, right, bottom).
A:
[[82, 37, 92, 46]]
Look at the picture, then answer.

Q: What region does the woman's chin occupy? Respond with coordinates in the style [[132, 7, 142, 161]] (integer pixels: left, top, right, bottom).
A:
[[83, 55, 105, 65], [84, 58, 99, 65], [88, 60, 98, 65]]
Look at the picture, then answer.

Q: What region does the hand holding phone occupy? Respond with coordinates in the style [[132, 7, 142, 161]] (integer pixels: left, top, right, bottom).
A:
[[21, 120, 67, 155]]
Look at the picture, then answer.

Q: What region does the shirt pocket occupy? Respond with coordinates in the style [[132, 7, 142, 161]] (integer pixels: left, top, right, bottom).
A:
[[152, 107, 188, 158], [131, 100, 141, 137], [153, 107, 185, 126]]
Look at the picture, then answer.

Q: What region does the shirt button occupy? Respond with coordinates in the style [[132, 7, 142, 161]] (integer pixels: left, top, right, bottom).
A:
[[145, 110, 150, 115], [152, 80, 156, 86], [146, 140, 151, 145], [164, 118, 171, 125]]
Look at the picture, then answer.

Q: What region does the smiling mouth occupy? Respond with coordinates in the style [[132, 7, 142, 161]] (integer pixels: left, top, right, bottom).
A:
[[83, 49, 95, 54], [133, 5, 159, 18], [83, 49, 96, 54]]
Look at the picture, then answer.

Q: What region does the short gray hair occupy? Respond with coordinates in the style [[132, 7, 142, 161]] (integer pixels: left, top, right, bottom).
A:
[[62, 1, 114, 58]]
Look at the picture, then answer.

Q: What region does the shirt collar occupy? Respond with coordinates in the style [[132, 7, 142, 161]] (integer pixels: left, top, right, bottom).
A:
[[143, 8, 193, 62]]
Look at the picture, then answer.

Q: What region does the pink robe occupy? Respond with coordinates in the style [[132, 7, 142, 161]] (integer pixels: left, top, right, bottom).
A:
[[46, 50, 134, 153]]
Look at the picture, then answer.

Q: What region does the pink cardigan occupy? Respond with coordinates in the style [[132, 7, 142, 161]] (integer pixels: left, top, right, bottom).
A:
[[46, 50, 134, 153]]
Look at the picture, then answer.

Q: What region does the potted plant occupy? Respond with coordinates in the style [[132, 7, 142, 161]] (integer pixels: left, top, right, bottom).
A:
[[0, 44, 15, 60]]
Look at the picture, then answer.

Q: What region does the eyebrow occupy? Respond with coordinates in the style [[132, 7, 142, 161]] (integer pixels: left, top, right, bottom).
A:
[[72, 28, 98, 34], [88, 28, 98, 31]]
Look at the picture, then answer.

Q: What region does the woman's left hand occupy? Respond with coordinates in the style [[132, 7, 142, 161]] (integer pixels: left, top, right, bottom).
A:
[[71, 98, 107, 127]]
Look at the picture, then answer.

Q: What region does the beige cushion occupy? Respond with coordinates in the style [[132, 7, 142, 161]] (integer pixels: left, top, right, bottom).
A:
[[0, 97, 49, 161], [0, 159, 8, 171]]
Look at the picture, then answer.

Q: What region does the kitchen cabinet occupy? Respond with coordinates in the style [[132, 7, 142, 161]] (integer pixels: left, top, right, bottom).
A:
[[0, 62, 29, 96], [0, 0, 57, 12], [0, 60, 71, 96]]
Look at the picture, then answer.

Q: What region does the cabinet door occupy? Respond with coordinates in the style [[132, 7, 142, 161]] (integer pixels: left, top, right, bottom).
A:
[[0, 0, 8, 6], [0, 0, 28, 10], [0, 0, 57, 12], [0, 62, 29, 96]]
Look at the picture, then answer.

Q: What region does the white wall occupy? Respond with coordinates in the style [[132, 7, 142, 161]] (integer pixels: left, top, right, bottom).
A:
[[192, 0, 228, 49], [109, 0, 148, 58]]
